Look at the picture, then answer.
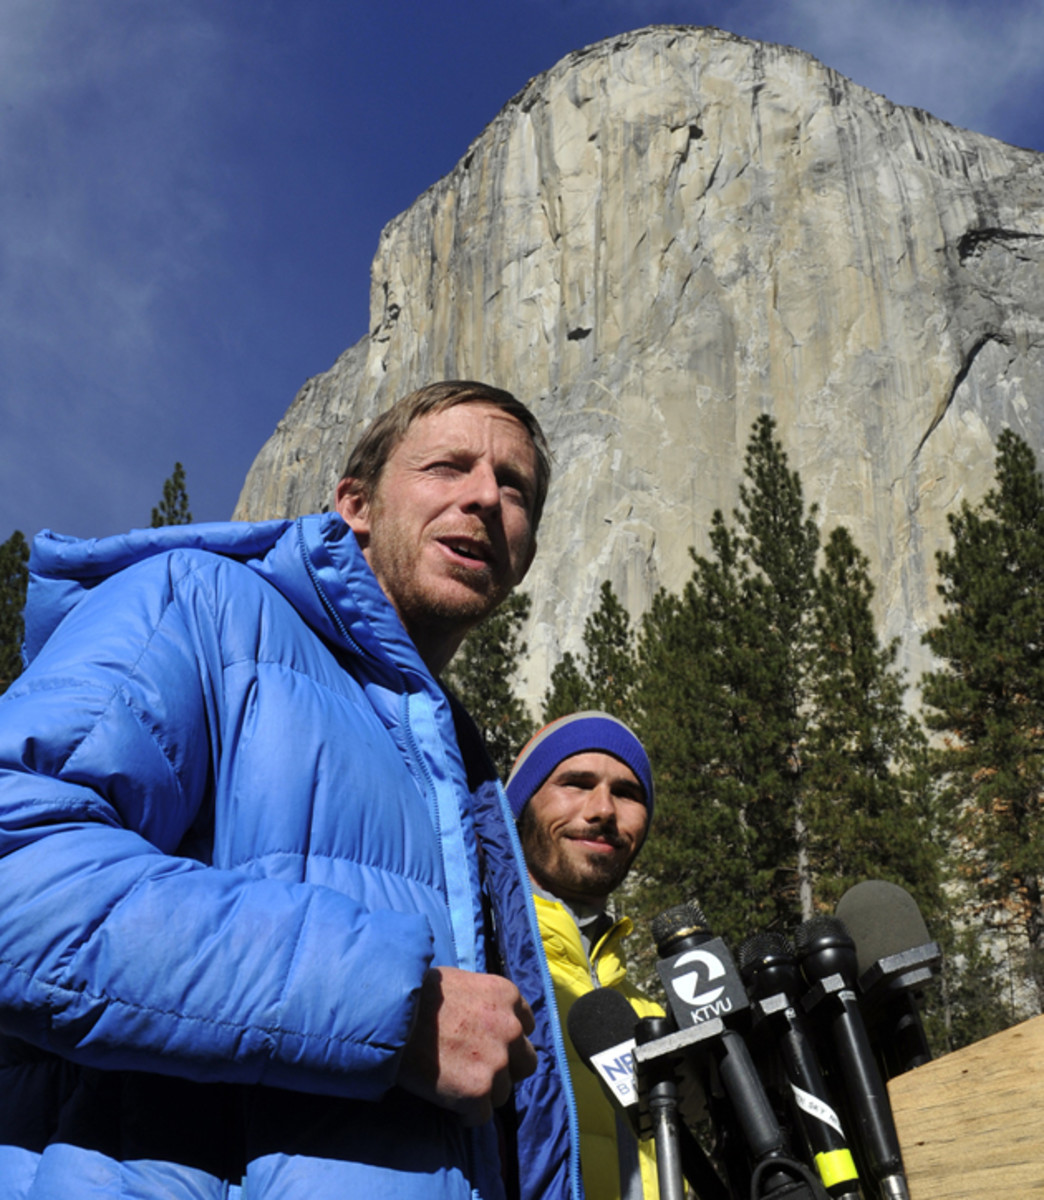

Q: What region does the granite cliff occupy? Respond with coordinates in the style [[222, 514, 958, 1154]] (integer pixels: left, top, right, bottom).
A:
[[234, 25, 1044, 703]]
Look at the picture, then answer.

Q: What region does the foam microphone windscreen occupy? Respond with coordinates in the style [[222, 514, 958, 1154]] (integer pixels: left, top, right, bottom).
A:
[[567, 986, 640, 1069], [835, 881, 931, 976]]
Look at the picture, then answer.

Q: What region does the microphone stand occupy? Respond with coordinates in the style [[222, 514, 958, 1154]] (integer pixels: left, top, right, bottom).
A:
[[637, 1016, 687, 1200]]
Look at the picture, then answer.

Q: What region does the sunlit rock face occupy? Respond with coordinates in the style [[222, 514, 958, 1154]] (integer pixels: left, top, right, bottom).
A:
[[234, 25, 1044, 702]]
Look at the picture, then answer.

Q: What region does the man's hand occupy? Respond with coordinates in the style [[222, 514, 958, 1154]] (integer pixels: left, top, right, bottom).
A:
[[398, 965, 537, 1126]]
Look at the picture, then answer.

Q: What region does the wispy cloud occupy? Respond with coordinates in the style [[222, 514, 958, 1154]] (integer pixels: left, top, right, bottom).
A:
[[1, 1, 229, 375], [766, 0, 1044, 141]]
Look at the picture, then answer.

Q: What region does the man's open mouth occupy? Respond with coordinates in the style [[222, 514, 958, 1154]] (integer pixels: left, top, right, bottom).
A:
[[443, 539, 492, 564]]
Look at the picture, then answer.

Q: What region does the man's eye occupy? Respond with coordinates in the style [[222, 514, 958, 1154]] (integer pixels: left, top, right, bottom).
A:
[[498, 477, 532, 507], [500, 484, 528, 507]]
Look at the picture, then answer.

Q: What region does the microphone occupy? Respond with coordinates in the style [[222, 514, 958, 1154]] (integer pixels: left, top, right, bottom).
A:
[[794, 916, 910, 1200], [567, 987, 731, 1200], [738, 931, 862, 1200], [567, 985, 643, 1123], [653, 901, 751, 1030], [835, 881, 939, 1078], [653, 903, 827, 1199]]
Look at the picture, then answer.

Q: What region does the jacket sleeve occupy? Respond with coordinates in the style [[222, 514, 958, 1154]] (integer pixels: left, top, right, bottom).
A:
[[0, 554, 435, 1101]]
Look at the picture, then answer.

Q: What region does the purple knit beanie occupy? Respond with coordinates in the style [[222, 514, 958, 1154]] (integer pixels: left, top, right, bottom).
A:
[[505, 711, 654, 821]]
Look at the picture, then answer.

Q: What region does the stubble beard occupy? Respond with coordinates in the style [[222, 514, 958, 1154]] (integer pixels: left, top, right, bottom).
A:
[[367, 510, 510, 647], [520, 809, 635, 903]]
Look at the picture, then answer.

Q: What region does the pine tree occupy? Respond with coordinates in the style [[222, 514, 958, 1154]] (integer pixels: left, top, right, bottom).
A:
[[581, 581, 638, 716], [632, 420, 818, 941], [632, 417, 941, 950], [632, 564, 774, 941], [930, 907, 1014, 1051], [151, 462, 193, 527], [541, 580, 638, 722], [731, 415, 821, 923], [0, 530, 29, 693], [921, 429, 1044, 1012], [542, 652, 591, 723], [804, 526, 940, 915], [445, 592, 533, 777]]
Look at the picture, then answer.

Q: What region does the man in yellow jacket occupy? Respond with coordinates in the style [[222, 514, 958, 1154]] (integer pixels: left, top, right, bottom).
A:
[[506, 712, 661, 1200]]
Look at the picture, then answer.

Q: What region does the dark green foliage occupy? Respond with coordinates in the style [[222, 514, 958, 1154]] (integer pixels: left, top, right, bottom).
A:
[[541, 580, 638, 722], [926, 916, 1014, 1052], [579, 580, 638, 717], [633, 418, 819, 940], [921, 429, 1044, 1012], [804, 527, 940, 915], [632, 574, 778, 941], [445, 592, 534, 778], [151, 462, 193, 527], [542, 652, 590, 723], [0, 530, 29, 693]]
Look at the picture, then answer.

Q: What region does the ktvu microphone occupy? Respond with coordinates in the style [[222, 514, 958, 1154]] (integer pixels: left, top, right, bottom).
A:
[[653, 902, 828, 1200]]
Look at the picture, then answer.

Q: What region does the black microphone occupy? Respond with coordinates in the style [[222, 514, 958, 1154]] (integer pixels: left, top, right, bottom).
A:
[[794, 917, 910, 1200], [653, 903, 827, 1199], [567, 985, 644, 1124], [738, 931, 863, 1200], [567, 987, 731, 1200], [835, 881, 939, 1078], [653, 901, 752, 1030]]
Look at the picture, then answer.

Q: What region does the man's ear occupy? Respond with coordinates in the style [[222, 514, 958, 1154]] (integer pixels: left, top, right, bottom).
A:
[[335, 477, 371, 546]]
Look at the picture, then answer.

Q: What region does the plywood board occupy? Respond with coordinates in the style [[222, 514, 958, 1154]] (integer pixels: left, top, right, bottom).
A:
[[888, 1014, 1044, 1199]]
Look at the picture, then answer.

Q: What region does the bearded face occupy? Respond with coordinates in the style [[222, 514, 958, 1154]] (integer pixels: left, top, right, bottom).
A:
[[519, 752, 648, 905], [337, 402, 538, 671]]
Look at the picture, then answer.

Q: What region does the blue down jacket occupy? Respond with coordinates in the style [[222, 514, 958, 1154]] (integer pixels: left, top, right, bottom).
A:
[[0, 514, 582, 1200]]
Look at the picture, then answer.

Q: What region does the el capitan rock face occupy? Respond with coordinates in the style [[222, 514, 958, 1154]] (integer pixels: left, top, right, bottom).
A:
[[234, 25, 1044, 700]]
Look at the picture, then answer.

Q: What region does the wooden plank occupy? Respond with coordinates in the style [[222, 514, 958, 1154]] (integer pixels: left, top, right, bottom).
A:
[[888, 1013, 1044, 1199]]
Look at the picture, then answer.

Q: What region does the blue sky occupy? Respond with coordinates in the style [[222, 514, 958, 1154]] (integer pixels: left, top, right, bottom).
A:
[[3, 0, 1043, 541]]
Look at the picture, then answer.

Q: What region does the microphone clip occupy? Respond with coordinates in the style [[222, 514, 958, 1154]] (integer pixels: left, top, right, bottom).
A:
[[856, 942, 941, 1012]]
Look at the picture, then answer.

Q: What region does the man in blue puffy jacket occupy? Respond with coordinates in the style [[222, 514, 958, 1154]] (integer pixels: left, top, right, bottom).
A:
[[0, 381, 583, 1200]]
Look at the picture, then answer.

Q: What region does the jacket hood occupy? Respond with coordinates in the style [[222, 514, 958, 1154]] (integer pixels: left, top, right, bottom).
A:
[[24, 515, 429, 687], [25, 519, 288, 665]]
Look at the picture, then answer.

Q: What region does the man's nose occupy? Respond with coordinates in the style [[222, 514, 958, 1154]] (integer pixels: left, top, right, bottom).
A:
[[583, 784, 615, 821], [460, 462, 501, 512]]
